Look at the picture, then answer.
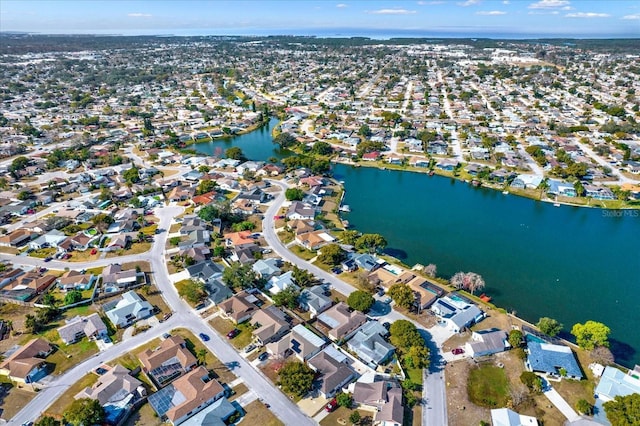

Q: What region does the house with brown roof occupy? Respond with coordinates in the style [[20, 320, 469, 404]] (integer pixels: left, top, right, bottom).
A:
[[250, 306, 290, 345], [287, 219, 315, 236], [138, 336, 198, 387], [317, 302, 367, 342], [101, 264, 142, 290], [75, 364, 144, 406], [168, 185, 196, 202], [0, 229, 34, 247], [0, 338, 53, 385], [148, 366, 225, 425], [353, 380, 404, 426], [295, 230, 336, 251], [217, 291, 259, 324], [223, 230, 254, 248], [57, 313, 108, 345], [308, 349, 357, 398], [58, 270, 95, 291]]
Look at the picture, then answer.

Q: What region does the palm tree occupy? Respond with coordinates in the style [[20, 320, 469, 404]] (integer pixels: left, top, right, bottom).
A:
[[197, 349, 208, 365]]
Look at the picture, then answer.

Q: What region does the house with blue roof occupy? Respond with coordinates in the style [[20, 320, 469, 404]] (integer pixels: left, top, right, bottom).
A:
[[347, 321, 395, 367], [525, 339, 583, 380], [353, 253, 380, 272], [593, 366, 640, 424]]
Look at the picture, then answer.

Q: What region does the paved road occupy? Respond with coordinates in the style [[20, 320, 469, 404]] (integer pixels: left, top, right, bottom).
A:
[[10, 202, 315, 426], [437, 70, 463, 160]]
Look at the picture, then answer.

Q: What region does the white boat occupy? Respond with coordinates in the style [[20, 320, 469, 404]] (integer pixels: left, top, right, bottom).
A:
[[502, 190, 509, 195], [339, 205, 351, 212]]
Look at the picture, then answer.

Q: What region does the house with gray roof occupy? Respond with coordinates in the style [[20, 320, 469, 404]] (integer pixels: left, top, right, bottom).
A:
[[286, 201, 315, 220], [317, 302, 367, 342], [465, 328, 510, 358], [298, 285, 332, 318], [104, 291, 153, 328], [266, 324, 327, 361], [57, 313, 108, 345], [432, 296, 485, 333], [525, 338, 583, 380], [347, 321, 394, 367], [187, 261, 224, 282], [353, 253, 380, 272], [205, 278, 233, 305], [593, 366, 640, 424], [308, 349, 357, 398], [353, 380, 404, 426], [491, 408, 538, 426], [252, 258, 281, 279]]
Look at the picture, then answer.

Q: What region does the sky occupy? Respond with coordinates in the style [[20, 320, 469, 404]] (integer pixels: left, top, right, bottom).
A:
[[1, 0, 639, 38]]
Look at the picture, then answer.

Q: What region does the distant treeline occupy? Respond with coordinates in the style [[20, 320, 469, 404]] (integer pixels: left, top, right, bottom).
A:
[[1, 33, 639, 55]]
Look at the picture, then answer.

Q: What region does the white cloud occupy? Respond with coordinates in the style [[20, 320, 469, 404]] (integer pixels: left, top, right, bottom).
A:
[[127, 13, 152, 18], [622, 13, 640, 20], [528, 0, 570, 9], [503, 0, 510, 4], [565, 12, 610, 18], [458, 0, 480, 6], [476, 10, 507, 15], [418, 1, 445, 4], [336, 3, 348, 8], [368, 8, 417, 14]]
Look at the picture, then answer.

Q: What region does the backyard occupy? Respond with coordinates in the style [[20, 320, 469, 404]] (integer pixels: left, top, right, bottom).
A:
[[209, 316, 256, 351]]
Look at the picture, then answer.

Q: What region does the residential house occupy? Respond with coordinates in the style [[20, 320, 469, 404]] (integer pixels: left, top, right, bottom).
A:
[[0, 229, 34, 247], [57, 313, 108, 345], [75, 365, 145, 425], [490, 408, 538, 426], [295, 230, 336, 251], [0, 273, 56, 302], [180, 215, 209, 235], [465, 329, 510, 358], [252, 258, 281, 280], [223, 231, 254, 248], [317, 302, 367, 342], [218, 291, 259, 324], [59, 232, 94, 252], [0, 338, 53, 384], [148, 366, 225, 426], [177, 246, 210, 264], [436, 159, 459, 171], [362, 151, 380, 161], [58, 270, 95, 292], [104, 291, 153, 328], [593, 366, 640, 423], [28, 230, 67, 250], [353, 254, 380, 272], [106, 234, 132, 251], [584, 184, 615, 200], [186, 261, 224, 282], [250, 306, 290, 345], [102, 264, 142, 291], [431, 295, 484, 333], [511, 174, 543, 190], [205, 278, 233, 305], [179, 397, 238, 426], [169, 185, 196, 202], [547, 179, 577, 198], [266, 324, 327, 361], [308, 348, 357, 398], [237, 188, 267, 203], [286, 201, 315, 220], [266, 271, 300, 296], [525, 337, 583, 380], [298, 285, 332, 318], [138, 336, 198, 387], [353, 380, 404, 426], [347, 321, 394, 367], [287, 219, 315, 236]]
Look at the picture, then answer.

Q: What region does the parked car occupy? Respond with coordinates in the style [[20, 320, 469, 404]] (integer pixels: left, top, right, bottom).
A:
[[62, 253, 72, 260], [244, 344, 257, 353], [325, 399, 338, 412], [160, 312, 173, 322], [382, 322, 391, 330], [226, 329, 240, 339], [258, 352, 269, 361], [90, 248, 97, 255], [199, 333, 210, 342], [44, 257, 52, 262], [452, 348, 464, 355]]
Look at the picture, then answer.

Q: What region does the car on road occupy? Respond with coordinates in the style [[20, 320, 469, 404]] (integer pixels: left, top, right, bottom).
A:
[[160, 312, 173, 322], [261, 248, 272, 254], [199, 333, 210, 342], [258, 352, 269, 361], [452, 348, 464, 355], [382, 322, 391, 330], [325, 398, 338, 412], [44, 257, 52, 262], [226, 329, 240, 339], [62, 253, 72, 260], [39, 267, 48, 273], [273, 215, 284, 220]]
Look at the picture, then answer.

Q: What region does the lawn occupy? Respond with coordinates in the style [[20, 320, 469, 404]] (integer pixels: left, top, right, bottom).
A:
[[67, 249, 100, 262], [122, 261, 152, 272], [407, 368, 423, 386], [44, 372, 99, 418], [209, 317, 255, 350], [242, 400, 284, 426], [171, 328, 237, 383], [290, 245, 316, 261], [29, 247, 57, 258], [0, 382, 33, 421], [47, 338, 99, 375], [467, 364, 510, 408], [107, 242, 152, 258], [108, 338, 161, 371], [320, 406, 372, 426], [140, 285, 171, 318], [122, 401, 163, 426], [174, 279, 206, 307]]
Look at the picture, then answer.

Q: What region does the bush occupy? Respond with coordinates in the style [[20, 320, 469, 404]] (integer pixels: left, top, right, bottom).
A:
[[347, 290, 374, 313], [520, 371, 543, 393], [576, 399, 592, 415]]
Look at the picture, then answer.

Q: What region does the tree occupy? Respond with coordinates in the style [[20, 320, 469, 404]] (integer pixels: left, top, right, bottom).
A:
[[9, 156, 29, 177], [520, 371, 543, 393], [196, 348, 208, 365], [273, 132, 298, 148], [604, 393, 640, 426], [340, 230, 360, 246], [424, 264, 437, 278], [508, 329, 523, 348], [311, 141, 333, 156], [122, 167, 140, 185], [291, 265, 315, 287], [347, 290, 374, 313], [91, 213, 114, 233], [318, 244, 346, 265], [272, 286, 300, 309], [285, 188, 305, 201], [358, 124, 372, 137], [355, 233, 387, 253], [591, 345, 615, 365], [277, 361, 315, 398], [64, 290, 83, 305], [231, 221, 256, 232], [537, 317, 563, 337], [336, 392, 353, 408], [349, 410, 361, 425], [225, 147, 245, 160], [63, 398, 105, 426], [41, 293, 57, 307], [25, 313, 40, 333], [389, 320, 422, 349], [178, 280, 207, 305], [403, 344, 430, 369], [222, 262, 258, 290], [197, 179, 217, 195], [576, 399, 592, 415], [571, 320, 611, 350], [198, 205, 220, 222], [388, 283, 414, 309], [35, 416, 61, 426]]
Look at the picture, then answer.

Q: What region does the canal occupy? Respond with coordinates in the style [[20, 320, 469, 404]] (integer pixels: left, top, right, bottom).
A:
[[194, 120, 640, 367]]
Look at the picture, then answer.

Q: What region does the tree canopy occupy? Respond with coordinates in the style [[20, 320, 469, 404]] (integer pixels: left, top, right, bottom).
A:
[[389, 319, 429, 369], [273, 132, 298, 148], [178, 279, 207, 305], [450, 271, 486, 295], [604, 393, 640, 426], [63, 398, 105, 426], [285, 187, 305, 201], [388, 283, 414, 309], [537, 317, 563, 337], [272, 286, 300, 309], [225, 146, 245, 160], [355, 233, 387, 253], [277, 361, 315, 397], [291, 265, 316, 287], [222, 262, 258, 290], [571, 320, 611, 350], [347, 290, 374, 313], [317, 243, 346, 265]]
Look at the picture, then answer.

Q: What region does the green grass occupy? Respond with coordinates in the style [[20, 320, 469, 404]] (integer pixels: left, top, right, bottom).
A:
[[407, 368, 423, 385], [467, 365, 510, 408], [47, 338, 99, 375], [290, 245, 316, 261], [44, 373, 99, 418], [171, 328, 237, 383], [29, 247, 57, 258], [209, 317, 255, 350]]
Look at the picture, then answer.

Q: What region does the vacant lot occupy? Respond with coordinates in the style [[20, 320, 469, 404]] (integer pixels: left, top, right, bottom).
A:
[[468, 364, 510, 408], [0, 380, 33, 421], [209, 316, 255, 350], [242, 400, 284, 426]]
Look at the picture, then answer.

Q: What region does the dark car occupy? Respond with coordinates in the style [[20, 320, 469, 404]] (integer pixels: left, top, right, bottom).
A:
[[44, 257, 52, 262], [226, 329, 240, 339], [452, 348, 464, 355], [325, 399, 338, 412], [199, 333, 210, 342], [382, 322, 391, 330], [258, 352, 269, 361]]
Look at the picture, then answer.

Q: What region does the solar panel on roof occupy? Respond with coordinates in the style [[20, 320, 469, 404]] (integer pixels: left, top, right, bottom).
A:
[[291, 338, 301, 353]]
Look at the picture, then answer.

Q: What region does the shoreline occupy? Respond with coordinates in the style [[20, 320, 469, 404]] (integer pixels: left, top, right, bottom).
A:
[[330, 157, 640, 211]]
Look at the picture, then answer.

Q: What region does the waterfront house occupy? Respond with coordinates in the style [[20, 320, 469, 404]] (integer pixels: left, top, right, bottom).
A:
[[308, 348, 357, 399], [547, 179, 577, 198], [436, 159, 459, 171], [148, 366, 225, 426], [104, 291, 153, 328], [347, 321, 394, 367], [353, 253, 381, 272], [57, 313, 108, 345], [0, 338, 53, 385], [593, 366, 640, 423], [432, 295, 484, 333], [525, 337, 583, 380], [465, 329, 510, 358], [138, 336, 198, 387], [317, 302, 367, 342], [266, 324, 327, 361], [75, 364, 145, 425], [362, 151, 380, 161], [511, 174, 543, 190], [296, 230, 336, 251], [286, 201, 315, 220]]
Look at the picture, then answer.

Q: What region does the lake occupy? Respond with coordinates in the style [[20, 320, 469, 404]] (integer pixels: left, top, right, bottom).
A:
[[194, 121, 640, 367]]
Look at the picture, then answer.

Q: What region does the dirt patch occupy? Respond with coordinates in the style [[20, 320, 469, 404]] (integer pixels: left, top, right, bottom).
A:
[[242, 400, 284, 426], [0, 383, 33, 420], [446, 358, 491, 425]]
